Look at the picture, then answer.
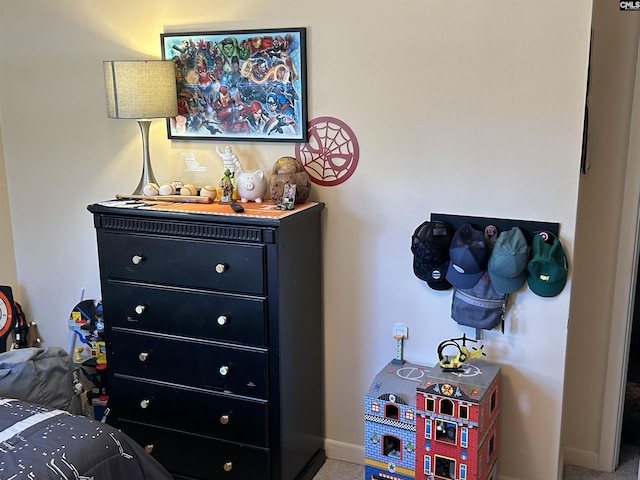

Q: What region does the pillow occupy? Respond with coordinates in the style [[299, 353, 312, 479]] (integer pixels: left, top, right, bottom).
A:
[[0, 346, 82, 414]]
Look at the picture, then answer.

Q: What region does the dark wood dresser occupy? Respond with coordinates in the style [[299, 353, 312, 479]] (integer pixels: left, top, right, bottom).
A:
[[87, 201, 325, 480]]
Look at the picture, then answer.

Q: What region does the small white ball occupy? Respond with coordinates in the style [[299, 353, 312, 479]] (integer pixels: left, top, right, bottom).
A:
[[142, 183, 160, 196], [200, 185, 217, 199], [158, 183, 176, 195], [180, 184, 197, 196]]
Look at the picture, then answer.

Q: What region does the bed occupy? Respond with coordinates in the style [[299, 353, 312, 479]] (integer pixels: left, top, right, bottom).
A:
[[0, 347, 173, 479], [0, 397, 173, 479]]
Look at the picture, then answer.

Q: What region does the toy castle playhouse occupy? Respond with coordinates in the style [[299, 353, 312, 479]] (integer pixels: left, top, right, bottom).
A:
[[364, 359, 501, 480]]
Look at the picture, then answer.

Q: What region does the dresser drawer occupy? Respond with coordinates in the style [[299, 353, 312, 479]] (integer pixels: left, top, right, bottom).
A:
[[110, 329, 268, 398], [119, 421, 270, 479], [109, 376, 269, 447], [99, 232, 265, 294], [105, 281, 267, 347]]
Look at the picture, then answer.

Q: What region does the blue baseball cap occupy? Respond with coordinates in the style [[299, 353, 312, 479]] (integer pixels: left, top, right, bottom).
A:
[[445, 224, 490, 289]]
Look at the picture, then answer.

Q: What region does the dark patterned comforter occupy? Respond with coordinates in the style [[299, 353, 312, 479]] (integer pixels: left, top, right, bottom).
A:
[[0, 398, 173, 479]]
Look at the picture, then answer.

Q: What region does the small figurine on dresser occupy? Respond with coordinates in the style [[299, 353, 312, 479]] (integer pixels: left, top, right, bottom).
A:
[[215, 145, 244, 176], [219, 169, 234, 204]]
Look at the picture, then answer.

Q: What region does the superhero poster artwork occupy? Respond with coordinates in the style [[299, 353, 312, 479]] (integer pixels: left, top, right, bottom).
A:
[[161, 28, 307, 143]]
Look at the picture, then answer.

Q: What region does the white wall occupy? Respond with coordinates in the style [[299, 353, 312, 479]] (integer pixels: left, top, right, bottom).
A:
[[0, 1, 593, 479], [562, 3, 640, 471], [0, 124, 17, 288]]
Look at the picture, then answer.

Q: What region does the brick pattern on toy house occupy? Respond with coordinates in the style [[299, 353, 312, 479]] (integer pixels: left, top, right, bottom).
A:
[[415, 370, 501, 480]]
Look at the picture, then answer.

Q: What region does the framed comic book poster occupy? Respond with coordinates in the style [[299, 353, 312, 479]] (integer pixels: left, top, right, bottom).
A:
[[161, 28, 307, 143]]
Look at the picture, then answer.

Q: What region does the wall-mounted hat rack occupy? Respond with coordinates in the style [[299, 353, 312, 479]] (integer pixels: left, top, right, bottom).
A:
[[430, 213, 559, 242], [429, 213, 561, 341]]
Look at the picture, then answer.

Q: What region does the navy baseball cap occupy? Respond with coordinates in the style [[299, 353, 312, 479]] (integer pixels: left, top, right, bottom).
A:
[[446, 224, 490, 289], [411, 220, 454, 290], [488, 227, 530, 294]]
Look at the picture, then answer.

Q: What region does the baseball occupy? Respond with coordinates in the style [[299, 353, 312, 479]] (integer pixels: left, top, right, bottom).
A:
[[159, 183, 176, 195], [200, 185, 217, 199], [142, 183, 160, 196], [180, 184, 197, 196]]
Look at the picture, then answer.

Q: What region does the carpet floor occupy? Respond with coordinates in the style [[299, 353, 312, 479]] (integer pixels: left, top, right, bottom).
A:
[[563, 444, 639, 480], [623, 382, 640, 447], [317, 444, 639, 479]]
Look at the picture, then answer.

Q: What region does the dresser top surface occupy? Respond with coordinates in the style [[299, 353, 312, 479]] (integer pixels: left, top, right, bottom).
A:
[[88, 199, 324, 227]]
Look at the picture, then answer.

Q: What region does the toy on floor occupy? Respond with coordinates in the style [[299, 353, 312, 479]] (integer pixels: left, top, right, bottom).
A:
[[67, 298, 103, 363], [364, 332, 501, 480], [74, 347, 84, 362]]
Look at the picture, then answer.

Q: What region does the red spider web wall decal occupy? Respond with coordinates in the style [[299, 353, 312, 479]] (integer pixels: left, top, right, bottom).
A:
[[295, 116, 360, 186]]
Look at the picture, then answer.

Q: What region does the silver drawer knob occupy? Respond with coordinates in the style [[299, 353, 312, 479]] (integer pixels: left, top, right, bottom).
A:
[[131, 255, 144, 265], [140, 399, 151, 409], [144, 444, 154, 453], [138, 352, 150, 362], [220, 414, 230, 425], [135, 304, 146, 315], [223, 461, 233, 472], [219, 365, 230, 376], [215, 263, 227, 274], [217, 315, 228, 326]]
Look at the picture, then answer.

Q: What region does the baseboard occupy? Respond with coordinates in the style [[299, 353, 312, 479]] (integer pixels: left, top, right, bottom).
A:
[[324, 438, 364, 465], [562, 446, 600, 471]]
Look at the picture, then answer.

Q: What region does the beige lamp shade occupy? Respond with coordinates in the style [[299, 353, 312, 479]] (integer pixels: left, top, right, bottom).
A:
[[103, 60, 178, 119]]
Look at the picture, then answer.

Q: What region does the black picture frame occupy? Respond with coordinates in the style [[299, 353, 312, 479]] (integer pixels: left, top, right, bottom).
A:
[[161, 27, 308, 143]]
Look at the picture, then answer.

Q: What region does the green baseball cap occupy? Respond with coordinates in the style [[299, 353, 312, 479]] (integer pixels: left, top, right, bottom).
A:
[[488, 227, 530, 294], [526, 231, 568, 297]]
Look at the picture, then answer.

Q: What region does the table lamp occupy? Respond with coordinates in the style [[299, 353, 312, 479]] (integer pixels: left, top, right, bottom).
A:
[[103, 60, 178, 195]]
